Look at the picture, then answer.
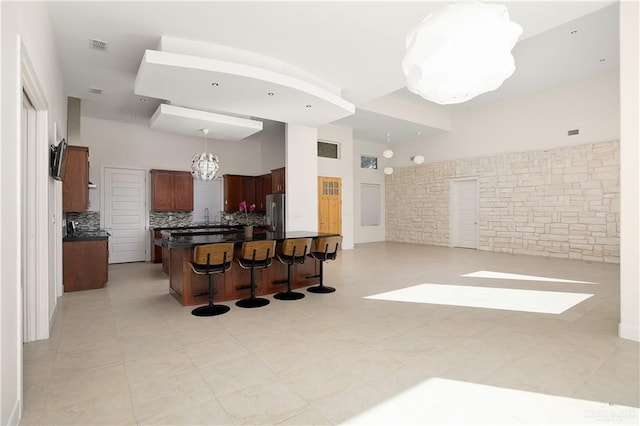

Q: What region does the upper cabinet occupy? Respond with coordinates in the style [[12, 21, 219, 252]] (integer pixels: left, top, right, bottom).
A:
[[254, 173, 272, 212], [63, 145, 89, 212], [271, 167, 285, 194], [150, 170, 194, 211], [223, 174, 244, 212]]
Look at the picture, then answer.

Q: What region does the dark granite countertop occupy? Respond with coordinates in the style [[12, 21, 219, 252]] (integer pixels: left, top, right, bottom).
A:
[[63, 230, 110, 242], [161, 230, 340, 248]]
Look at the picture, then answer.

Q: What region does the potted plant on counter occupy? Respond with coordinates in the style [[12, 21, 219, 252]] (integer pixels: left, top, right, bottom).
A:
[[239, 200, 256, 238]]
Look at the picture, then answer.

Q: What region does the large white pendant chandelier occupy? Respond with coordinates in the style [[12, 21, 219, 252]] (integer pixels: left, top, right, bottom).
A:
[[191, 128, 220, 181], [402, 2, 523, 105]]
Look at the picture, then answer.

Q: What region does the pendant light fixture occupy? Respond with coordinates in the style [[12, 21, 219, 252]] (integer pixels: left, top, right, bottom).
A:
[[191, 128, 220, 181], [402, 2, 522, 105]]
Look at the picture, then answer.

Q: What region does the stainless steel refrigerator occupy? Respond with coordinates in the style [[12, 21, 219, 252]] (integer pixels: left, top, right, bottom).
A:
[[266, 193, 285, 233]]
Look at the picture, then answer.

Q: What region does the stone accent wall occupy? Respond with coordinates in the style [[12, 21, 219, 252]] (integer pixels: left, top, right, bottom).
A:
[[386, 141, 620, 263]]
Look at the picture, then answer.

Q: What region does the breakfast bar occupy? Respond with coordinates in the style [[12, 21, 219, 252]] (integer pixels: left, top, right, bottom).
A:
[[158, 228, 340, 306]]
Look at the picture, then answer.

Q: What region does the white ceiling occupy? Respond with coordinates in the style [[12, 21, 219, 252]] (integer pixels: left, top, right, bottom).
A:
[[48, 1, 619, 145]]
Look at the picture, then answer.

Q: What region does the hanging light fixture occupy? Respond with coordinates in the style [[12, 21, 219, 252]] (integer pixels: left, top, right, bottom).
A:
[[382, 149, 394, 159], [402, 2, 522, 105], [191, 128, 220, 181]]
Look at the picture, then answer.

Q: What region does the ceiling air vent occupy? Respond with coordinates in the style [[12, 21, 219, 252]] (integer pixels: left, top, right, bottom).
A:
[[88, 87, 102, 95], [89, 38, 108, 51], [568, 129, 579, 136]]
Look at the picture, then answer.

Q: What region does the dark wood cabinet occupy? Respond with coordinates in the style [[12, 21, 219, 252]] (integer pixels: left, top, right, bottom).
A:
[[243, 176, 256, 207], [63, 239, 108, 291], [223, 174, 244, 212], [63, 145, 89, 212], [150, 170, 194, 211], [151, 229, 162, 263], [255, 173, 272, 212], [271, 167, 285, 194]]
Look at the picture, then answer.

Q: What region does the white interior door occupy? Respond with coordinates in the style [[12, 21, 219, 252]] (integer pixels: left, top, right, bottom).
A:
[[451, 178, 479, 249], [104, 167, 146, 263]]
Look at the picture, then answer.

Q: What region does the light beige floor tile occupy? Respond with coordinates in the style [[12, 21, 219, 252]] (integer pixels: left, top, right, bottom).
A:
[[124, 348, 198, 385], [138, 396, 235, 425], [200, 353, 276, 397], [216, 377, 311, 424], [129, 370, 215, 423], [277, 408, 332, 425], [184, 334, 250, 368]]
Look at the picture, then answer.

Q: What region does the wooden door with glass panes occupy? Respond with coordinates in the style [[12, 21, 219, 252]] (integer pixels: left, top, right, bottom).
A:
[[318, 177, 342, 235]]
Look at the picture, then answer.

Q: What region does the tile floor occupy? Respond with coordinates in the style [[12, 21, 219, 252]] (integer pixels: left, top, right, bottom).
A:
[[22, 242, 639, 425]]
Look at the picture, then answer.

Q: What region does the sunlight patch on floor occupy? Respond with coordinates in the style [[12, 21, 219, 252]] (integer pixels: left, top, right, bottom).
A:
[[462, 270, 597, 284], [365, 284, 593, 314], [343, 377, 639, 425]]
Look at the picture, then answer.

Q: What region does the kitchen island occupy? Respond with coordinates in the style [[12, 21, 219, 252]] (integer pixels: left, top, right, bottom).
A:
[[157, 228, 340, 306]]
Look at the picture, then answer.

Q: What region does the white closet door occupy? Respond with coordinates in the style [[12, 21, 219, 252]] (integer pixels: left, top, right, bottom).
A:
[[104, 167, 146, 263], [451, 179, 479, 249]]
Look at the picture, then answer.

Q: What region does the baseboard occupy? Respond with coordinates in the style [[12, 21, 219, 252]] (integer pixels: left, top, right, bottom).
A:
[[619, 322, 640, 342]]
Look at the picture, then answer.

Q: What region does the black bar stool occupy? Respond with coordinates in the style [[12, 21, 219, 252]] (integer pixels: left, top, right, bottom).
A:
[[190, 243, 234, 317], [274, 238, 312, 301], [307, 236, 342, 294], [235, 240, 276, 308]]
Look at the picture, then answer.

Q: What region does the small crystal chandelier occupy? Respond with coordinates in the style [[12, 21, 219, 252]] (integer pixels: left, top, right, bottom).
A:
[[191, 128, 220, 181]]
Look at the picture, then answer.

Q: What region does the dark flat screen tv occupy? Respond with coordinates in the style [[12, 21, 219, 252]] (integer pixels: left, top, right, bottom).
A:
[[50, 138, 67, 180]]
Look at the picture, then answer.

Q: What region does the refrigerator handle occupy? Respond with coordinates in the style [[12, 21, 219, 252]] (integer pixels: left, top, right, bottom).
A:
[[269, 202, 276, 231]]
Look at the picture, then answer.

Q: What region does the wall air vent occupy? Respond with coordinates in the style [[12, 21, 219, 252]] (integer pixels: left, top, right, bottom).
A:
[[88, 87, 102, 95], [568, 129, 579, 136], [89, 38, 108, 51]]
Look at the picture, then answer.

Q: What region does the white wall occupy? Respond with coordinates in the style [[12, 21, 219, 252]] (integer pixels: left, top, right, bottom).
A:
[[392, 71, 620, 168], [1, 2, 67, 424], [619, 1, 639, 342], [318, 124, 354, 249], [285, 124, 318, 233], [353, 139, 386, 243]]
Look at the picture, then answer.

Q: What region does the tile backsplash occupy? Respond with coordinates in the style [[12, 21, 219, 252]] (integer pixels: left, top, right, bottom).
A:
[[65, 211, 100, 232], [149, 211, 194, 228], [66, 210, 268, 232]]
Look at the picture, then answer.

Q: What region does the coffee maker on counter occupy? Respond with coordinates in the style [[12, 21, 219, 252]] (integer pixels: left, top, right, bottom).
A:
[[66, 219, 78, 236]]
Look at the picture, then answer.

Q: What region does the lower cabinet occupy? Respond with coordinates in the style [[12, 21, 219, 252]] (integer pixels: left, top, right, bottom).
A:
[[63, 240, 109, 292]]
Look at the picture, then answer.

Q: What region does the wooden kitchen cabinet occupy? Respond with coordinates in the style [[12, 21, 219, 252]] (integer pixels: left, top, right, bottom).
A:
[[254, 173, 272, 212], [223, 174, 244, 212], [63, 145, 89, 212], [63, 239, 108, 291], [150, 170, 194, 211], [271, 167, 285, 194], [243, 176, 256, 207]]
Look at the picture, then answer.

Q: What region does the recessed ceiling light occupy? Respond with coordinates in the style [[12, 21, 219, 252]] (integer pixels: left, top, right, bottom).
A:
[[268, 92, 274, 96], [130, 115, 137, 120], [211, 82, 219, 87], [417, 131, 422, 135], [570, 30, 578, 35], [139, 98, 146, 102], [306, 105, 312, 108]]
